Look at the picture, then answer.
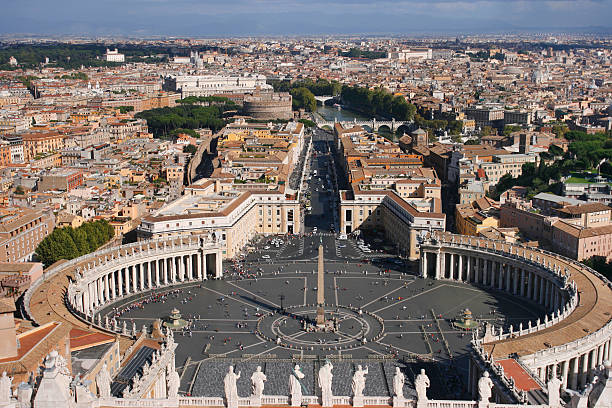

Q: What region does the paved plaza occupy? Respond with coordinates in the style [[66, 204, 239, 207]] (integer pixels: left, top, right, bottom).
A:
[[100, 248, 545, 399]]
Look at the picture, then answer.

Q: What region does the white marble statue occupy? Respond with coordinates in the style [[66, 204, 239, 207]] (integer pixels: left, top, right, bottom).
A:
[[318, 361, 333, 407], [224, 365, 241, 406], [251, 366, 267, 398], [415, 369, 430, 403], [0, 372, 12, 403], [547, 376, 562, 407], [95, 362, 112, 399], [352, 365, 368, 397], [393, 367, 405, 399], [478, 371, 493, 402], [167, 366, 180, 398], [290, 364, 305, 407]]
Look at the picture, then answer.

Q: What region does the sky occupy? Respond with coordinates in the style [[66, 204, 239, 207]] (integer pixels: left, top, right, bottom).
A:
[[2, 0, 612, 37]]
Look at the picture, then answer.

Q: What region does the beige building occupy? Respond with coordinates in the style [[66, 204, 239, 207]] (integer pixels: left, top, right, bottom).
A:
[[340, 189, 445, 259], [0, 208, 54, 262], [21, 131, 65, 161], [137, 180, 300, 258]]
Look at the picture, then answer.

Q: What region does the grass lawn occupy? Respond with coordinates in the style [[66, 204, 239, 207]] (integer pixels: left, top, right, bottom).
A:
[[565, 176, 590, 183]]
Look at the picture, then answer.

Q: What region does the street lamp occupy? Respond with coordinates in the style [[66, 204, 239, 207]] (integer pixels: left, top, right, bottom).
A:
[[279, 294, 285, 311]]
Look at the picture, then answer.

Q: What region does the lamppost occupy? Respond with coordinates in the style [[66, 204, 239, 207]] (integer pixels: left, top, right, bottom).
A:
[[279, 294, 285, 312]]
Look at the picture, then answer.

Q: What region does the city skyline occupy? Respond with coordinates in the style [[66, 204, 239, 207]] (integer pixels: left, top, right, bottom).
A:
[[2, 0, 612, 37]]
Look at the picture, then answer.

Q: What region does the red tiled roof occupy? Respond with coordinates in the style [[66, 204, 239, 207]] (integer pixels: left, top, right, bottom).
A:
[[69, 328, 115, 351], [496, 359, 541, 391]]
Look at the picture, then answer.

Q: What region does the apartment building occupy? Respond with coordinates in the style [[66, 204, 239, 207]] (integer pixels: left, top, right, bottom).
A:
[[0, 208, 54, 262], [501, 198, 612, 261], [21, 131, 65, 161], [455, 197, 500, 236], [478, 153, 539, 184], [38, 169, 84, 192]]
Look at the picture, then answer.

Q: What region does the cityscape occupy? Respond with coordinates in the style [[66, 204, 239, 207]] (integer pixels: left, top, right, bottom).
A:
[[0, 2, 611, 408]]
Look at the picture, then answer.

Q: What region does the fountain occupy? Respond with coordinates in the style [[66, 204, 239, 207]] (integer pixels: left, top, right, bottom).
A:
[[453, 308, 479, 330], [163, 307, 188, 330]]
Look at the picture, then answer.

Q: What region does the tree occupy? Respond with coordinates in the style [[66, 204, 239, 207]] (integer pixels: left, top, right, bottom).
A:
[[183, 144, 197, 154], [290, 87, 316, 112], [582, 256, 612, 281], [135, 103, 232, 137], [35, 219, 115, 267], [481, 126, 494, 136], [340, 85, 416, 120], [298, 119, 316, 128], [118, 106, 134, 114]]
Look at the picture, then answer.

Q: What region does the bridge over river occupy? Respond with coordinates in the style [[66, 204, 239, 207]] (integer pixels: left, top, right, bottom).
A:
[[315, 117, 412, 132]]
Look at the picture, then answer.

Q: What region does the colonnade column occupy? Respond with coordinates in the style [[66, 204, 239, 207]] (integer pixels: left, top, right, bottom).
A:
[[420, 252, 428, 278], [513, 267, 519, 295], [497, 262, 503, 290], [131, 265, 137, 293], [545, 280, 551, 310], [171, 257, 177, 283], [527, 271, 533, 300], [118, 268, 124, 296], [202, 252, 208, 280], [466, 256, 471, 282], [155, 260, 161, 286], [597, 344, 605, 366], [505, 264, 511, 292], [139, 264, 145, 291], [216, 251, 223, 278], [458, 254, 463, 281], [570, 357, 579, 389], [590, 349, 598, 381], [147, 262, 153, 289], [110, 271, 116, 299], [104, 274, 110, 303], [178, 256, 185, 282], [163, 258, 169, 284], [520, 269, 525, 297], [538, 275, 543, 303], [124, 267, 130, 295], [187, 255, 193, 280], [449, 254, 455, 280], [579, 353, 589, 387], [562, 360, 569, 389]]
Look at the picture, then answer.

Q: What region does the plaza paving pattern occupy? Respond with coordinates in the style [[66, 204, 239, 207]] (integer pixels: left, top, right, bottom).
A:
[[99, 255, 545, 400]]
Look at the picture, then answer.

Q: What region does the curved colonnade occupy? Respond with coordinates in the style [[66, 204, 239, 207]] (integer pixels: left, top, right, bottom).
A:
[[24, 236, 224, 337], [419, 232, 612, 394]]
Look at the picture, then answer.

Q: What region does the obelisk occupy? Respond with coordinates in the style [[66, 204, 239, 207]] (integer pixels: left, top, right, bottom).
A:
[[316, 243, 326, 326]]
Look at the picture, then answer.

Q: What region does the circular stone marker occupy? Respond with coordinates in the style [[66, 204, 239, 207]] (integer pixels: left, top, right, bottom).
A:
[[256, 305, 384, 351]]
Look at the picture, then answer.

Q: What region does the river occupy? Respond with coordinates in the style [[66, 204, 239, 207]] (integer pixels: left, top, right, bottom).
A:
[[314, 105, 394, 138], [314, 105, 368, 122]]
